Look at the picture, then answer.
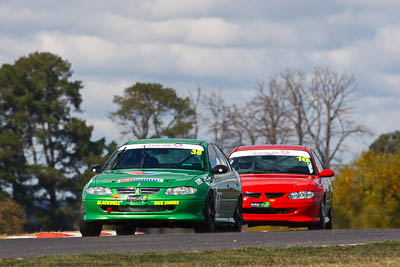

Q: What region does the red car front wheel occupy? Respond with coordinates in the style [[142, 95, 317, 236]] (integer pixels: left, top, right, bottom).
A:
[[308, 202, 326, 230]]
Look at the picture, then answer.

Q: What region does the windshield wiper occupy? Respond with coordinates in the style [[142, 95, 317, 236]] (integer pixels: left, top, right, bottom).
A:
[[239, 169, 284, 174], [238, 170, 265, 174], [259, 169, 284, 173]]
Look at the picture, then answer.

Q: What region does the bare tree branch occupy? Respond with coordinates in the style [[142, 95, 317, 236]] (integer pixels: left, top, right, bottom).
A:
[[251, 79, 291, 144], [304, 66, 368, 168]]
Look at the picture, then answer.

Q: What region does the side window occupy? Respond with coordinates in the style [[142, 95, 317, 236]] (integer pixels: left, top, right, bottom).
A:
[[208, 145, 218, 169], [311, 149, 324, 172], [213, 145, 230, 170]]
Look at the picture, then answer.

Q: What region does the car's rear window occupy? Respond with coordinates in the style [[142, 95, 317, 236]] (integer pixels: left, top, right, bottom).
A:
[[229, 149, 315, 175]]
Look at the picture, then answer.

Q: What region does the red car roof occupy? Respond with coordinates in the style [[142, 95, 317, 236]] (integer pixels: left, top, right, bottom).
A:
[[231, 144, 311, 153]]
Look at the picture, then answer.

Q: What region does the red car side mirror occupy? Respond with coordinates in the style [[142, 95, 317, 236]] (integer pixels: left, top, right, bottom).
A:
[[319, 169, 335, 177]]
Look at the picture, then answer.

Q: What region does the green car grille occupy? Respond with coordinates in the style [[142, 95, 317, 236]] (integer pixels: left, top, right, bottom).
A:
[[116, 187, 136, 194], [116, 187, 162, 194]]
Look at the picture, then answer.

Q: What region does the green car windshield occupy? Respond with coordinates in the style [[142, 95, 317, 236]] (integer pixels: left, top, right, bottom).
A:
[[229, 149, 315, 175], [104, 143, 206, 171]]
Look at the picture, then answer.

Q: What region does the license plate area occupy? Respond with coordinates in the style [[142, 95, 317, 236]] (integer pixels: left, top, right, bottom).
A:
[[251, 202, 271, 208], [126, 195, 148, 205]]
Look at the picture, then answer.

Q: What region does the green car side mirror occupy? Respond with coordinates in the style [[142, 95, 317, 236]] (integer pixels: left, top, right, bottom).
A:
[[90, 164, 103, 174], [211, 165, 229, 174]]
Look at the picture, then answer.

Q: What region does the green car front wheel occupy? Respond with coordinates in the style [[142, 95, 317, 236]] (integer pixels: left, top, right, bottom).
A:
[[80, 219, 102, 237]]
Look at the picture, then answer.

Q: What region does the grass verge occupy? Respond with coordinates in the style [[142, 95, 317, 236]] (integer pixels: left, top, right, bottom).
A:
[[1, 241, 399, 266]]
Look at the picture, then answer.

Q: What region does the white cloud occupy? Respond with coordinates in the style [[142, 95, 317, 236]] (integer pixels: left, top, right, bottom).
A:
[[0, 36, 36, 61], [311, 48, 355, 70], [84, 117, 124, 144], [78, 79, 133, 144], [33, 30, 270, 79], [335, 0, 400, 7], [380, 74, 400, 95], [37, 32, 120, 68], [80, 79, 128, 114], [0, 6, 39, 23], [145, 0, 217, 17], [184, 18, 239, 45], [84, 16, 240, 46], [355, 95, 400, 135], [1, 0, 400, 162]]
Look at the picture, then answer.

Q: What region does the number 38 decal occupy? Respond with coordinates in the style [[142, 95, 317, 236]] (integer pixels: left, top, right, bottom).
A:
[[191, 149, 203, 155]]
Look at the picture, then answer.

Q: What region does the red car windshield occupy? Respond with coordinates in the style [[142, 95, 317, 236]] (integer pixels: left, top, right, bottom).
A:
[[229, 150, 315, 175]]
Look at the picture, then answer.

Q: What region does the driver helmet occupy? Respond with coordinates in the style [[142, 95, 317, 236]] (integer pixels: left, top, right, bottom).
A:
[[237, 157, 253, 169]]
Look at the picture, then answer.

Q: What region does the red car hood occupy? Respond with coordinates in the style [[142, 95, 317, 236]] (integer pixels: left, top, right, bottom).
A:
[[240, 173, 317, 192]]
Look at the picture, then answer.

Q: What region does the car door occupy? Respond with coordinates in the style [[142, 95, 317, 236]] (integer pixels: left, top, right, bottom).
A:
[[311, 149, 333, 211], [207, 144, 225, 218], [213, 144, 241, 219]]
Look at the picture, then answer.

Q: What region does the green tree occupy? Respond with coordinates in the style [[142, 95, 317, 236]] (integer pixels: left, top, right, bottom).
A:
[[369, 131, 400, 154], [333, 151, 400, 229], [0, 52, 112, 231], [0, 63, 33, 210], [109, 82, 195, 139]]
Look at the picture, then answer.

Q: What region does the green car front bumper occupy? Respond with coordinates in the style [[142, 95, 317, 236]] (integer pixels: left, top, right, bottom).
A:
[[83, 196, 205, 224]]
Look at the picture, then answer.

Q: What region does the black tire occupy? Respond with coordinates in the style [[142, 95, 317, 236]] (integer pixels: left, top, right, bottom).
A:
[[80, 219, 102, 237], [308, 202, 326, 230], [231, 196, 243, 232], [116, 224, 136, 235], [216, 196, 244, 232], [193, 191, 216, 233], [325, 207, 333, 230]]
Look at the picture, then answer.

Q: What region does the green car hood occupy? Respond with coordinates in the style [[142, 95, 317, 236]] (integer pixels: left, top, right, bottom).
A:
[[92, 169, 208, 188]]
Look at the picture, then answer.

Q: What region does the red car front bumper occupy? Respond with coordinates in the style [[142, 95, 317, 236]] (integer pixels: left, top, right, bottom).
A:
[[243, 196, 321, 226]]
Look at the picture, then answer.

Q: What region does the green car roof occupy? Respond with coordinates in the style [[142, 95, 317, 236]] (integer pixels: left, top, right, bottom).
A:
[[123, 138, 209, 146]]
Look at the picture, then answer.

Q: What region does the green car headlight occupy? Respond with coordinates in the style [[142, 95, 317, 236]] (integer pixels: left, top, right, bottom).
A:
[[87, 187, 112, 195], [288, 191, 315, 199], [165, 187, 197, 195]]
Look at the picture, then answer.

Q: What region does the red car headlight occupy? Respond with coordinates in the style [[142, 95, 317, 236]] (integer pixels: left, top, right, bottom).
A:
[[288, 191, 315, 199]]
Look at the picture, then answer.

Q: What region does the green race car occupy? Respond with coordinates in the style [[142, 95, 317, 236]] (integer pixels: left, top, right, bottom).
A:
[[80, 138, 243, 236]]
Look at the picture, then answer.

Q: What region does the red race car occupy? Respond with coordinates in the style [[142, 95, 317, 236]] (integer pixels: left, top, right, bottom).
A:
[[228, 145, 334, 230]]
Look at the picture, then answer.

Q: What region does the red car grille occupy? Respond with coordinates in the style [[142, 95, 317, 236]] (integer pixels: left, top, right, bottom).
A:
[[244, 208, 296, 214], [265, 193, 285, 198], [244, 193, 261, 198]]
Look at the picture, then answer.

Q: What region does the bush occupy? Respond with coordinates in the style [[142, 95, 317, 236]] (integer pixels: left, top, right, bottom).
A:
[[333, 151, 400, 229], [0, 197, 26, 235]]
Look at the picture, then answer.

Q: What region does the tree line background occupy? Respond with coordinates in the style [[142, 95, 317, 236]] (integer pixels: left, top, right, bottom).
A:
[[0, 51, 398, 234]]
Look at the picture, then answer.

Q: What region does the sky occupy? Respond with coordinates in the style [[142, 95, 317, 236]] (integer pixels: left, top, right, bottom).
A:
[[1, 0, 400, 162]]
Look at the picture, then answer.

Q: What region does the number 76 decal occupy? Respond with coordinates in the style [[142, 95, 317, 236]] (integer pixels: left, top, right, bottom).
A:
[[296, 156, 310, 162]]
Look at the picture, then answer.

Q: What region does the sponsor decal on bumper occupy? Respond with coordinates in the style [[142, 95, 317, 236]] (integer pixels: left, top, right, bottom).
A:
[[251, 202, 271, 208], [118, 177, 164, 183], [153, 200, 180, 205], [97, 200, 122, 205]]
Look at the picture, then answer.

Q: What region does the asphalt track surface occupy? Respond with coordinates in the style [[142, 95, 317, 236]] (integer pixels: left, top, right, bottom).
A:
[[1, 229, 400, 259]]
